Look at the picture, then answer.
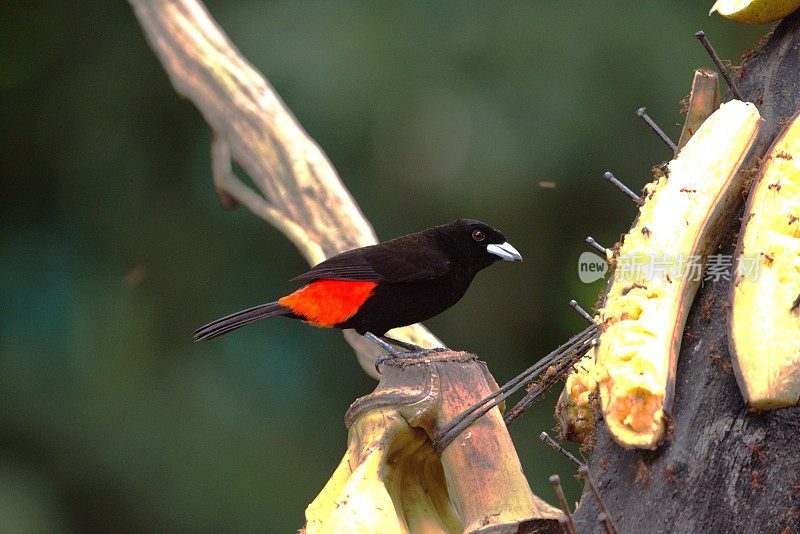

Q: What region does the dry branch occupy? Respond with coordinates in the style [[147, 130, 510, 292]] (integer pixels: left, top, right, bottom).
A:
[[129, 5, 570, 531], [129, 0, 442, 378]]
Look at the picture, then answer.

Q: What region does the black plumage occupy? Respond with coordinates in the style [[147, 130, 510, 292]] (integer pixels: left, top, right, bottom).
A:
[[193, 219, 521, 344]]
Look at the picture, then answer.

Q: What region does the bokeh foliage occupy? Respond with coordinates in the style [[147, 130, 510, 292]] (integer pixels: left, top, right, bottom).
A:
[[0, 1, 764, 531]]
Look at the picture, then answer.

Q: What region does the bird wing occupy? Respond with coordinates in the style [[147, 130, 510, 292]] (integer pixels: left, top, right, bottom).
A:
[[291, 237, 451, 283]]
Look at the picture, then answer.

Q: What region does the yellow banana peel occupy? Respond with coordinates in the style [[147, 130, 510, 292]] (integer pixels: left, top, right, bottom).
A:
[[595, 100, 762, 449], [710, 0, 800, 25], [305, 408, 459, 533], [730, 110, 800, 409]]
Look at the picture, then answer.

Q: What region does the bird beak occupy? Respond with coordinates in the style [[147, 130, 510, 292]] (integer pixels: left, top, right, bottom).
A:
[[487, 241, 522, 262]]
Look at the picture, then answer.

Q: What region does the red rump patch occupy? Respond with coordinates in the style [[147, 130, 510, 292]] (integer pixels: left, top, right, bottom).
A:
[[278, 280, 377, 327]]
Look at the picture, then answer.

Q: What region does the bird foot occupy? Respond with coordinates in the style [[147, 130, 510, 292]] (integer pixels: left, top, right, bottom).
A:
[[364, 333, 449, 373], [373, 346, 450, 372]]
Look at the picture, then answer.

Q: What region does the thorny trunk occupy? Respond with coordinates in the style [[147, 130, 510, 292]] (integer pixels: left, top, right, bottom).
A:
[[573, 13, 800, 534]]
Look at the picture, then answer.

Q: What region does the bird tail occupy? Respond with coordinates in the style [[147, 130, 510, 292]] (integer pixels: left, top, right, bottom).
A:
[[193, 302, 291, 341]]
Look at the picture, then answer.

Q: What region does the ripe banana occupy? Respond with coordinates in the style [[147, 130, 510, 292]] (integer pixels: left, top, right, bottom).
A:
[[730, 110, 800, 409], [710, 0, 800, 25], [595, 100, 762, 449], [557, 70, 722, 449], [555, 353, 597, 449]]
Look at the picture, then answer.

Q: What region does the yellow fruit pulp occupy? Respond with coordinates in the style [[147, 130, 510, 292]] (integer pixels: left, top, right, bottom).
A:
[[710, 0, 800, 24], [730, 115, 800, 409], [596, 100, 761, 449]]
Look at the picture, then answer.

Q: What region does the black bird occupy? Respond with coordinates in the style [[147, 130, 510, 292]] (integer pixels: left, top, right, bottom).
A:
[[193, 219, 522, 364]]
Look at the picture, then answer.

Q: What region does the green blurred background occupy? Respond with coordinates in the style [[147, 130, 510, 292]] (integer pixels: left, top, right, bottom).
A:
[[0, 1, 764, 531]]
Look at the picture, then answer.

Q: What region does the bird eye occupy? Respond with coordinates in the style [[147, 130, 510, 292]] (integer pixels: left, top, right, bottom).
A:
[[472, 230, 485, 242]]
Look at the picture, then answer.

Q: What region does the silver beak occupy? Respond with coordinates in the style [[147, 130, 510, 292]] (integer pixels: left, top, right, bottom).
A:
[[487, 241, 522, 262]]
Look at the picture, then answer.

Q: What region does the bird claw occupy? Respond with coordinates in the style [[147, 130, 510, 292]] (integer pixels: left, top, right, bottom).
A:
[[366, 332, 452, 373], [374, 346, 451, 373]]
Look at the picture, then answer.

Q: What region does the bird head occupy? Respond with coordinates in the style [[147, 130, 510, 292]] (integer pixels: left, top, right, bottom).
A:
[[443, 219, 522, 271]]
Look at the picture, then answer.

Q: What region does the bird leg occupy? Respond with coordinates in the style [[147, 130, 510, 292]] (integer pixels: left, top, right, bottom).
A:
[[364, 332, 448, 372]]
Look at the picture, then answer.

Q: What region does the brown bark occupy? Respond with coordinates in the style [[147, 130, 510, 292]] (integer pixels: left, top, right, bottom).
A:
[[573, 14, 800, 533]]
